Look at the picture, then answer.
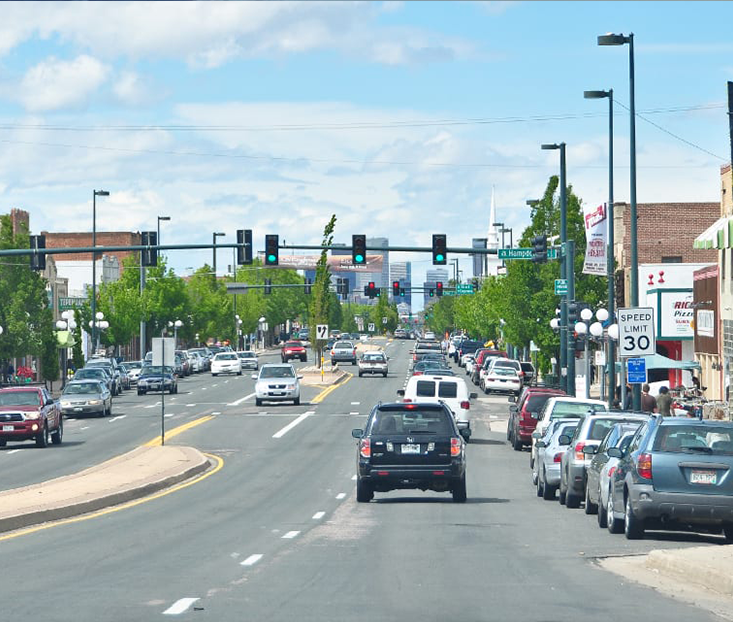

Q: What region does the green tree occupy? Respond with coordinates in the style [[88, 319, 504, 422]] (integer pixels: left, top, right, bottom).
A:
[[309, 215, 337, 365]]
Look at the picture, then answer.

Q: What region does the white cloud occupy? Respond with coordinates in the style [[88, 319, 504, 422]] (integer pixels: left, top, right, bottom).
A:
[[19, 54, 109, 112], [112, 70, 154, 106]]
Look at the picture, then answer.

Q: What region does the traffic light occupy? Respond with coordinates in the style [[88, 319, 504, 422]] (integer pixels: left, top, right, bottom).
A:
[[567, 301, 578, 324], [471, 278, 479, 293], [400, 288, 405, 297], [436, 281, 444, 297], [341, 278, 349, 296], [393, 280, 400, 297], [352, 234, 366, 265], [532, 234, 548, 264], [432, 234, 447, 265], [141, 231, 157, 267], [264, 278, 272, 295], [304, 278, 312, 294], [236, 229, 252, 265], [30, 235, 46, 271], [265, 234, 279, 266], [429, 288, 435, 297], [364, 281, 377, 298]]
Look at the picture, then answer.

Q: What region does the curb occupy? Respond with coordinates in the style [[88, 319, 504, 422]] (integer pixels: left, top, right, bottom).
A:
[[0, 447, 211, 534], [645, 547, 733, 596]]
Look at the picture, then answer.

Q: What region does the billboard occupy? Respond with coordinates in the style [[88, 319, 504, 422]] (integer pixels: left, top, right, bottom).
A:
[[256, 252, 383, 272]]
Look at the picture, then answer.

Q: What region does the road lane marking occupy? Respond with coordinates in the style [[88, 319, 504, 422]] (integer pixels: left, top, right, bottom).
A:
[[336, 493, 346, 500], [144, 415, 216, 447], [228, 392, 255, 406], [163, 598, 200, 615], [350, 402, 360, 405], [349, 412, 359, 415], [311, 373, 353, 404], [241, 554, 263, 566], [282, 531, 300, 539], [108, 415, 127, 423], [0, 453, 223, 542], [312, 512, 325, 520], [164, 413, 175, 418], [5, 449, 21, 455], [145, 402, 161, 409], [80, 426, 90, 431], [186, 404, 196, 407], [351, 474, 357, 480], [212, 411, 221, 415], [272, 412, 313, 438]]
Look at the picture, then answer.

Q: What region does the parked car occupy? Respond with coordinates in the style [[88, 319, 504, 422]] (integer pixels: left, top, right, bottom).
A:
[[520, 361, 536, 385], [471, 349, 507, 385], [175, 350, 192, 376], [236, 350, 259, 370], [585, 422, 643, 527], [85, 359, 122, 395], [352, 402, 469, 503], [137, 365, 178, 395], [211, 352, 242, 376], [358, 351, 389, 377], [117, 364, 131, 390], [533, 419, 580, 500], [398, 374, 476, 436], [281, 340, 307, 363], [0, 386, 63, 447], [482, 365, 522, 396], [508, 386, 565, 452], [73, 367, 114, 395], [455, 340, 482, 365], [187, 348, 211, 371], [59, 380, 112, 418], [606, 416, 733, 541], [253, 364, 302, 406], [331, 340, 357, 365], [124, 361, 143, 385], [479, 357, 520, 389], [558, 413, 649, 508]]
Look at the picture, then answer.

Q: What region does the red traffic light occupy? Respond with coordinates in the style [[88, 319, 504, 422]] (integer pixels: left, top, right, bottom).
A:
[[436, 281, 444, 297], [392, 280, 400, 296]]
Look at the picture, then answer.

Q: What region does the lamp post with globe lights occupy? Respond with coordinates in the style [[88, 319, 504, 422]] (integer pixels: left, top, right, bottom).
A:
[[168, 319, 183, 347], [88, 311, 109, 355], [56, 310, 77, 388]]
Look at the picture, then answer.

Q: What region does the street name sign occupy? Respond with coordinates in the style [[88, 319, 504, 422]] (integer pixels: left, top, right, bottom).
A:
[[554, 279, 568, 295], [498, 248, 558, 260], [618, 307, 655, 358], [627, 357, 647, 384]]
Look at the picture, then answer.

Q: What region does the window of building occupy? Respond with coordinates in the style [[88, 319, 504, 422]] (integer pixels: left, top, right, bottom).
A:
[[661, 256, 683, 264]]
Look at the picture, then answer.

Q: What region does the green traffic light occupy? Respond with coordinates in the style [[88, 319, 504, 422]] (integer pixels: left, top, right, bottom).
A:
[[435, 254, 444, 262], [355, 254, 364, 263], [267, 254, 276, 263]]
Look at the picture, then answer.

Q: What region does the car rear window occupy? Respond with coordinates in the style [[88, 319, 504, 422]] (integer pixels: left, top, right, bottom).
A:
[[654, 424, 733, 454], [437, 382, 458, 398], [525, 394, 555, 412], [551, 403, 606, 418], [416, 380, 436, 397], [371, 409, 453, 435], [588, 419, 618, 441]]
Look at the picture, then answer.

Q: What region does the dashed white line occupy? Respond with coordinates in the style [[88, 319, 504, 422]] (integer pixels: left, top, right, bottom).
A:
[[164, 413, 175, 418], [80, 426, 90, 431], [350, 401, 360, 405], [336, 493, 346, 500], [228, 392, 255, 406], [212, 411, 221, 415], [5, 449, 20, 455], [163, 597, 200, 615], [240, 554, 263, 566], [272, 411, 313, 438], [186, 404, 196, 407], [282, 531, 300, 539], [145, 402, 161, 409], [108, 415, 127, 423], [349, 411, 359, 415], [312, 511, 325, 520]]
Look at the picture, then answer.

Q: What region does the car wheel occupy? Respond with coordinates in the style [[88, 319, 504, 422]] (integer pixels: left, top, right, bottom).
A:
[[558, 483, 567, 505], [237, 371, 242, 376], [356, 477, 373, 503], [584, 483, 598, 515], [35, 422, 49, 448], [212, 373, 218, 377], [383, 372, 387, 378], [542, 471, 556, 501], [51, 417, 63, 445], [138, 389, 144, 395], [255, 398, 262, 407], [624, 496, 644, 539], [597, 485, 608, 528], [294, 396, 300, 406], [452, 475, 467, 503], [0, 439, 6, 447], [358, 371, 363, 377], [301, 356, 306, 362], [535, 472, 543, 497], [566, 489, 581, 509], [607, 493, 624, 534], [529, 452, 535, 470], [512, 434, 523, 451]]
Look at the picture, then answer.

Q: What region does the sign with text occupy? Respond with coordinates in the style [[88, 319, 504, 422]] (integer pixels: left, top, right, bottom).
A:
[[658, 291, 693, 339], [627, 358, 648, 384], [582, 203, 608, 276], [618, 307, 655, 358], [498, 248, 558, 260], [554, 279, 568, 295], [152, 337, 176, 367]]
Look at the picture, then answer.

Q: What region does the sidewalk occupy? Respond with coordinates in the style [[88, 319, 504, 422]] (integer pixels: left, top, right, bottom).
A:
[[644, 546, 733, 596]]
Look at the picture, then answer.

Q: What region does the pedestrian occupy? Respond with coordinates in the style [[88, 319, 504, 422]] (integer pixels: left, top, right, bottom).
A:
[[656, 386, 673, 416], [6, 361, 14, 384], [641, 383, 657, 413]]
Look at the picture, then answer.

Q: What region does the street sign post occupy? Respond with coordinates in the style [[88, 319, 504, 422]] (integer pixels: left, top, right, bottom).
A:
[[382, 316, 388, 325], [554, 279, 568, 295], [618, 307, 655, 358], [627, 358, 647, 384], [368, 323, 375, 332], [316, 324, 329, 340], [498, 248, 558, 260]]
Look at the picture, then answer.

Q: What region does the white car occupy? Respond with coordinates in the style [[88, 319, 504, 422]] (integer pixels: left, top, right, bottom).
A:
[[533, 418, 581, 500], [125, 361, 143, 385], [482, 365, 521, 395], [480, 358, 522, 389], [253, 364, 302, 406], [211, 352, 242, 376], [236, 350, 259, 370], [462, 354, 476, 373], [397, 374, 477, 434]]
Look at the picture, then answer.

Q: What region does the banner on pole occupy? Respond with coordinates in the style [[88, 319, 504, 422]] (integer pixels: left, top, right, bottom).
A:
[[582, 203, 608, 276]]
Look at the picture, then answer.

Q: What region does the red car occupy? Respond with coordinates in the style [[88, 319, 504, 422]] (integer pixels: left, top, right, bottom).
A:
[[0, 386, 63, 448], [281, 340, 307, 363], [507, 386, 565, 451]]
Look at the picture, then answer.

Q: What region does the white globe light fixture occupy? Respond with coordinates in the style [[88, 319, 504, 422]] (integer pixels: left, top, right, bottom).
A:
[[596, 308, 609, 322], [95, 311, 104, 321], [550, 318, 560, 330], [589, 322, 604, 337], [575, 321, 588, 335], [580, 307, 593, 322], [608, 323, 619, 340], [99, 320, 109, 330], [174, 319, 183, 329], [56, 320, 67, 330]]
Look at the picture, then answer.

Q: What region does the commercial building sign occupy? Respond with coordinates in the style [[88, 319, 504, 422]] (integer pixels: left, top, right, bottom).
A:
[[582, 203, 607, 276], [256, 253, 383, 272], [658, 291, 694, 339]]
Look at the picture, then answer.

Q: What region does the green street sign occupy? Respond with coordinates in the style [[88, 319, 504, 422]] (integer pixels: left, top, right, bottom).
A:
[[554, 279, 568, 295], [498, 247, 558, 260], [455, 284, 475, 295]]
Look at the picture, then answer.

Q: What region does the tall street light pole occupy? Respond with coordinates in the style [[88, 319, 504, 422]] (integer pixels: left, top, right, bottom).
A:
[[91, 189, 109, 355], [599, 32, 639, 409], [542, 143, 568, 393], [212, 232, 225, 277], [585, 88, 616, 407]]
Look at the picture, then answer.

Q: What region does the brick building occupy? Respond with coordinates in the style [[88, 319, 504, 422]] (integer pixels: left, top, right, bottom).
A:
[[41, 231, 142, 267]]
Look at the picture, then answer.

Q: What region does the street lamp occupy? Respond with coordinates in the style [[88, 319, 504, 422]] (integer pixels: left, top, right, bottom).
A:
[[541, 142, 572, 394], [598, 32, 638, 408], [168, 319, 183, 346], [91, 189, 109, 350], [574, 307, 608, 399], [88, 311, 109, 354], [212, 232, 225, 277]]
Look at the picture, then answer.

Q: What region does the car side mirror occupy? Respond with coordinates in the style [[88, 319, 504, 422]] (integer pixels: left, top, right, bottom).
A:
[[532, 431, 542, 439], [351, 429, 363, 439], [535, 440, 546, 448], [530, 412, 539, 419], [459, 428, 471, 441], [607, 447, 623, 459], [583, 445, 598, 455], [469, 392, 478, 400], [558, 435, 571, 446], [508, 395, 516, 403], [251, 374, 258, 380], [297, 375, 303, 380], [397, 389, 405, 396], [509, 405, 518, 412]]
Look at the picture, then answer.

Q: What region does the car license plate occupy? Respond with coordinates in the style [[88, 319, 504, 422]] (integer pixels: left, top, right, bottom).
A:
[[151, 384, 160, 390], [2, 425, 13, 431], [401, 443, 420, 454], [691, 470, 717, 485], [74, 407, 84, 412]]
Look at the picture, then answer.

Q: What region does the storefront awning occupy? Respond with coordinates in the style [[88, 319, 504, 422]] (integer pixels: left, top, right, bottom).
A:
[[693, 217, 731, 249]]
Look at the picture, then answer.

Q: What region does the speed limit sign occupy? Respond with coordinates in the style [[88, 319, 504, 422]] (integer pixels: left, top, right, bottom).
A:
[[617, 307, 655, 358]]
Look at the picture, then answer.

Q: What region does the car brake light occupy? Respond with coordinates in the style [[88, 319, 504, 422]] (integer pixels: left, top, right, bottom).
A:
[[360, 438, 371, 458], [451, 437, 462, 457], [553, 452, 564, 463], [413, 371, 423, 376], [638, 453, 652, 479], [608, 466, 616, 478], [404, 403, 418, 409], [574, 442, 587, 461], [460, 400, 470, 409]]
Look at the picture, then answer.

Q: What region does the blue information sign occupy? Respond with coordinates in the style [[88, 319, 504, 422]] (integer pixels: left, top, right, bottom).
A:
[[627, 358, 647, 384]]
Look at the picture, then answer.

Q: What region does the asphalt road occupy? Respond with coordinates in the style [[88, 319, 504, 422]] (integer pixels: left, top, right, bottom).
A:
[[0, 339, 726, 621]]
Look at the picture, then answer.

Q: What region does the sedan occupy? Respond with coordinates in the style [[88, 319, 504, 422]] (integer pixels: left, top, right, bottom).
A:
[[358, 352, 388, 377], [236, 350, 259, 370], [211, 352, 242, 376], [534, 419, 580, 500], [125, 361, 144, 385], [253, 364, 302, 406], [482, 366, 521, 395], [137, 366, 178, 395], [281, 341, 307, 363], [60, 380, 112, 418], [73, 367, 114, 395]]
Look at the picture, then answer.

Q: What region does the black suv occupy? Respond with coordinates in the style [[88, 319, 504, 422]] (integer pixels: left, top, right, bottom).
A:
[[352, 402, 469, 503]]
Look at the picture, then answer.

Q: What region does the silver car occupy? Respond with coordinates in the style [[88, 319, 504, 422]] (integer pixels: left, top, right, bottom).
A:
[[237, 350, 259, 371], [253, 364, 302, 407], [358, 352, 388, 377], [59, 380, 112, 418], [533, 419, 579, 501]]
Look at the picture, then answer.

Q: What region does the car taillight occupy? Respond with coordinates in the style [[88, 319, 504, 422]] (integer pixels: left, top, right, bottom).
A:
[[413, 353, 417, 361], [330, 350, 335, 356], [451, 438, 462, 457], [360, 438, 371, 458], [460, 400, 470, 409], [413, 371, 423, 376], [574, 442, 586, 461], [553, 452, 564, 463], [637, 453, 652, 479], [608, 466, 617, 478]]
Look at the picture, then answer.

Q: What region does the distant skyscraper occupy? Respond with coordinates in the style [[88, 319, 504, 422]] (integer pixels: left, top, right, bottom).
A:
[[424, 268, 449, 306], [486, 186, 502, 276], [390, 261, 411, 308]]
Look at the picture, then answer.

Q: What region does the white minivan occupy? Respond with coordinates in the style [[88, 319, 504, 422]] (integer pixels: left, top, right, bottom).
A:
[[397, 374, 476, 438]]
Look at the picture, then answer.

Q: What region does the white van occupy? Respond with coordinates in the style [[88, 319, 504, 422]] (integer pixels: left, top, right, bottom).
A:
[[397, 374, 476, 435]]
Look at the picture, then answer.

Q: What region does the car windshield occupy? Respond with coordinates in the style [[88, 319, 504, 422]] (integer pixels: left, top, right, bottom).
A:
[[238, 352, 255, 359], [551, 402, 606, 419], [63, 383, 102, 395], [260, 367, 295, 379], [370, 409, 453, 435], [77, 369, 107, 378], [0, 391, 41, 406], [654, 424, 733, 454], [215, 354, 238, 360], [142, 366, 173, 375]]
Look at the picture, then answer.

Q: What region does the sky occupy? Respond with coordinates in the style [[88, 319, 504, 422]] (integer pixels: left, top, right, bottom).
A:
[[0, 1, 731, 310]]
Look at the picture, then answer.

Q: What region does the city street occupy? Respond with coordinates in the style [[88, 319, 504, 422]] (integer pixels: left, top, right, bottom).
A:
[[0, 339, 726, 621]]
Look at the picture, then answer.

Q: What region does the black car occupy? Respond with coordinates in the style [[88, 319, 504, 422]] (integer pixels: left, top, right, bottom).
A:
[[137, 365, 178, 395], [455, 340, 483, 364], [352, 402, 469, 503]]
